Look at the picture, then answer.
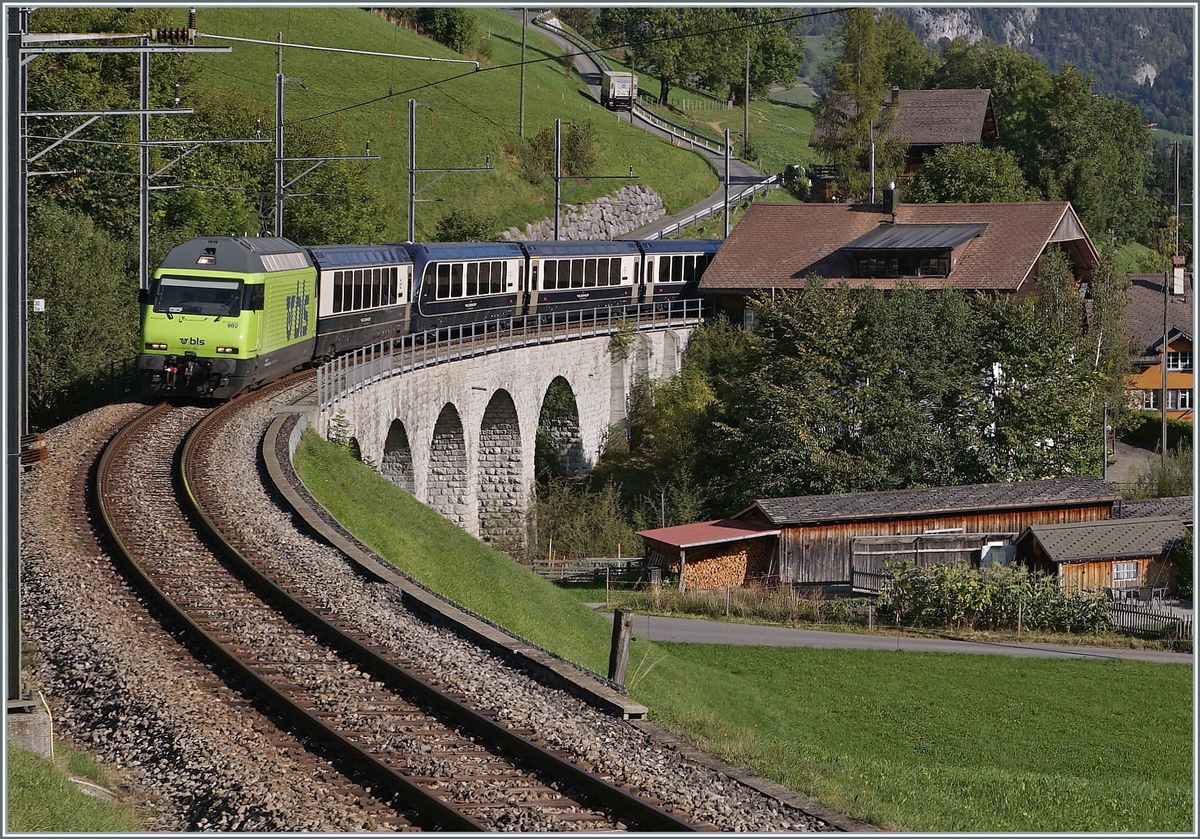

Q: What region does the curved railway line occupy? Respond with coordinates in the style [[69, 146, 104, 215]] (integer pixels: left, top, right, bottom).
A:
[[92, 379, 711, 832], [18, 329, 858, 830]]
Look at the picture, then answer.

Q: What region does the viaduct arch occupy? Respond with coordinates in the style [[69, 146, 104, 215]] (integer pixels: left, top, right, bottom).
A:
[[315, 328, 692, 544]]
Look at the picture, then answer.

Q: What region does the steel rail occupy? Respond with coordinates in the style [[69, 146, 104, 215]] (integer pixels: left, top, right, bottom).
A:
[[94, 395, 485, 832], [185, 391, 704, 833]]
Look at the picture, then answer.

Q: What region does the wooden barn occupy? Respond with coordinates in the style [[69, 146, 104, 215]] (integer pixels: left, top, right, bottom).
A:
[[735, 478, 1122, 593], [637, 519, 779, 591], [1015, 516, 1185, 599]]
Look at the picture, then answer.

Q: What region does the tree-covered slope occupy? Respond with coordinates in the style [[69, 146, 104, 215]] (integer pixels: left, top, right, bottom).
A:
[[894, 6, 1193, 135]]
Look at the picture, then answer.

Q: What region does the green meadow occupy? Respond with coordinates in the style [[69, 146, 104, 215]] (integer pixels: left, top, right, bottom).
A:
[[295, 433, 1194, 833]]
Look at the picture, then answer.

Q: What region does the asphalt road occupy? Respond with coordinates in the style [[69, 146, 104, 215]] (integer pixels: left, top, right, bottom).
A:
[[522, 14, 767, 239], [604, 611, 1193, 664]]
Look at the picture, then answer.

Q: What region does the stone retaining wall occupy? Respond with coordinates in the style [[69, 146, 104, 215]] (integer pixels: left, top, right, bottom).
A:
[[500, 185, 665, 241]]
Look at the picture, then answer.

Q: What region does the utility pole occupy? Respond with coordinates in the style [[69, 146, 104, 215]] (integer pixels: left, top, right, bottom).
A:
[[7, 10, 224, 706], [519, 8, 527, 138], [274, 33, 291, 237], [554, 118, 562, 240], [273, 35, 377, 238], [724, 128, 731, 239], [743, 40, 750, 158], [552, 117, 636, 241], [6, 4, 27, 706], [1162, 263, 1169, 467], [407, 98, 492, 242]]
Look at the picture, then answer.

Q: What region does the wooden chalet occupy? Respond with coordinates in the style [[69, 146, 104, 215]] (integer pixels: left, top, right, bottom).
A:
[[1015, 516, 1185, 599], [637, 519, 779, 591], [698, 199, 1100, 324], [811, 87, 999, 180], [1123, 273, 1193, 421], [735, 478, 1122, 593]]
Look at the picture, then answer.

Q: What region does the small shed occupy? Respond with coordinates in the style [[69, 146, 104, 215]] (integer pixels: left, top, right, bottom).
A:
[[637, 519, 780, 591], [1015, 516, 1185, 599], [736, 478, 1121, 592]]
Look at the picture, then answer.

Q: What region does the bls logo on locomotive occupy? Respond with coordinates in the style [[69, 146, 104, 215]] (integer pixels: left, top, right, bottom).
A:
[[286, 279, 311, 341], [179, 337, 206, 346]]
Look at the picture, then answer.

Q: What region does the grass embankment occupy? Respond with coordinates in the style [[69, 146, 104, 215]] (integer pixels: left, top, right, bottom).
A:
[[294, 432, 1194, 832], [6, 742, 144, 832], [189, 7, 719, 242]]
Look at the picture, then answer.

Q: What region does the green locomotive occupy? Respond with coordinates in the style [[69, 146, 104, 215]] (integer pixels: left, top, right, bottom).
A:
[[139, 236, 317, 399]]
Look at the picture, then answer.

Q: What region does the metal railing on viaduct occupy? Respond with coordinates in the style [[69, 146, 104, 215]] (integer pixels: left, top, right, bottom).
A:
[[316, 299, 704, 411]]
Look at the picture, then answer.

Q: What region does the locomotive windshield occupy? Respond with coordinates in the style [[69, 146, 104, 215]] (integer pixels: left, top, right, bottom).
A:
[[152, 276, 243, 317]]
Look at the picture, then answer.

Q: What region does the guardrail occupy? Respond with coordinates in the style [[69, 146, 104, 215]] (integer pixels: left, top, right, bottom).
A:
[[630, 104, 727, 155], [316, 299, 705, 411], [642, 173, 778, 239], [533, 15, 729, 156]]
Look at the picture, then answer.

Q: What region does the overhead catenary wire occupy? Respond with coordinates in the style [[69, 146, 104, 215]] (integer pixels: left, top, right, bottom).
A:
[[255, 7, 849, 128]]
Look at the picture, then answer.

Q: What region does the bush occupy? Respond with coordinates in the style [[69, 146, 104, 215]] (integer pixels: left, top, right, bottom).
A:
[[1123, 442, 1193, 499], [433, 208, 496, 242], [418, 8, 477, 53], [1125, 410, 1193, 450], [1169, 529, 1192, 600], [878, 561, 1111, 634]]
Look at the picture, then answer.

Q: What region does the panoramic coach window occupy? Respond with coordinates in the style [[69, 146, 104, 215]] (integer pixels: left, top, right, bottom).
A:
[[432, 261, 509, 300], [333, 266, 403, 313]]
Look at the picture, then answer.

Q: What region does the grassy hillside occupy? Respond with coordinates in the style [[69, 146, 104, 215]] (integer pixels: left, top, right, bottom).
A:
[[185, 7, 719, 241], [6, 743, 143, 832], [294, 433, 1193, 833]]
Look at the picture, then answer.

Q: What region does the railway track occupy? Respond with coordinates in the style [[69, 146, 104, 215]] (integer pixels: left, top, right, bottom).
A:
[[93, 380, 707, 832]]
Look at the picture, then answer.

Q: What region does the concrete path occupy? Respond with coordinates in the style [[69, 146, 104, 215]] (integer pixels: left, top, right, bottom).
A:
[[604, 611, 1192, 664]]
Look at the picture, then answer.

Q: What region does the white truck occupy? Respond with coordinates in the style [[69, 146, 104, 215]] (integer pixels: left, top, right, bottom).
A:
[[600, 71, 638, 111]]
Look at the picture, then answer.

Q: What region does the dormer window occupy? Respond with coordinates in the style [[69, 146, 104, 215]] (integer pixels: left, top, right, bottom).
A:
[[844, 223, 986, 280]]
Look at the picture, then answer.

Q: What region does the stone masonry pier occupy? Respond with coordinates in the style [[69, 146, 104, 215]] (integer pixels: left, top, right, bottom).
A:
[[316, 327, 693, 543]]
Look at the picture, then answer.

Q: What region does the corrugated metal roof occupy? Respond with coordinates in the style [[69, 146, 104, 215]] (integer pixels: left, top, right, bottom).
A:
[[842, 223, 987, 252], [745, 478, 1121, 526], [1019, 516, 1185, 564], [637, 519, 779, 550]]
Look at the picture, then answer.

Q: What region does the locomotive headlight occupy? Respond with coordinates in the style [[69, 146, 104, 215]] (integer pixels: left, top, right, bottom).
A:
[[144, 342, 168, 350], [215, 346, 239, 354]]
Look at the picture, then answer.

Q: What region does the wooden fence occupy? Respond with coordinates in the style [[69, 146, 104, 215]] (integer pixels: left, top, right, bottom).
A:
[[1109, 601, 1193, 639], [531, 557, 640, 582]]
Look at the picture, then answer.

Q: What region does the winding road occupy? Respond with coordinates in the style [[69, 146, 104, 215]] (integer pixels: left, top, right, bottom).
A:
[[518, 12, 770, 238]]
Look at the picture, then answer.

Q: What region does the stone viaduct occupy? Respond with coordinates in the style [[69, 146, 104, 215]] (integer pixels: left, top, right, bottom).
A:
[[313, 326, 694, 546]]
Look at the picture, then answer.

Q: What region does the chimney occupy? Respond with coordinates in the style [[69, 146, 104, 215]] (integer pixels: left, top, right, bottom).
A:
[[1171, 256, 1187, 297], [882, 182, 897, 215]]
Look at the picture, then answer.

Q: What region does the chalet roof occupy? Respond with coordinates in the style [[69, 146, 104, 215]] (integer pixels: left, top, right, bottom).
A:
[[812, 88, 997, 148], [1017, 517, 1184, 564], [741, 478, 1121, 527], [637, 519, 779, 551], [889, 89, 998, 146], [1114, 496, 1194, 524], [699, 201, 1099, 294], [1124, 274, 1193, 355]]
